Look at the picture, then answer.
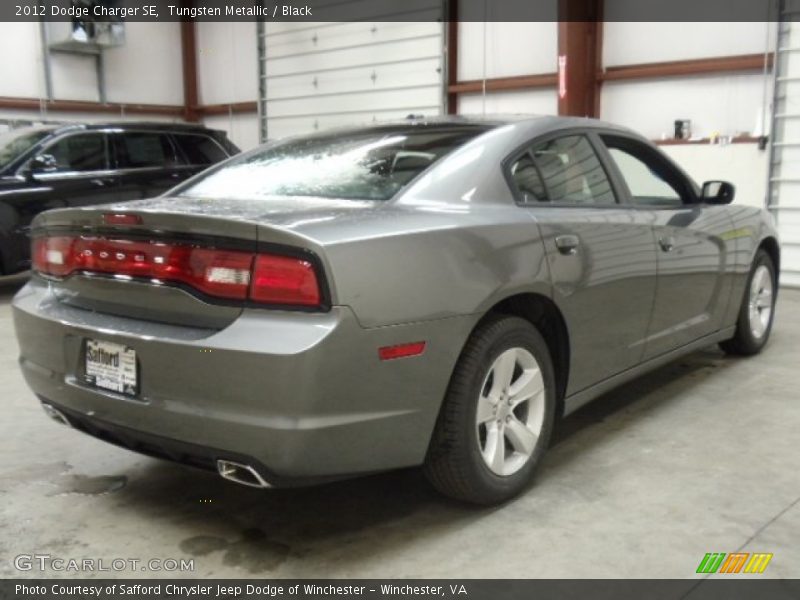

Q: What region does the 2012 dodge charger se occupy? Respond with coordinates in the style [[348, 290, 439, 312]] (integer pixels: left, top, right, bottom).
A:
[[12, 116, 779, 504]]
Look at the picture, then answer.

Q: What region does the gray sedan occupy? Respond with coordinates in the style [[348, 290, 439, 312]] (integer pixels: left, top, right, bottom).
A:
[[13, 116, 779, 504]]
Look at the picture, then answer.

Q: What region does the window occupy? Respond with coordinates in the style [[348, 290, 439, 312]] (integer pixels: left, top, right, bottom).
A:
[[511, 135, 616, 205], [0, 128, 50, 170], [173, 134, 227, 165], [601, 136, 691, 207], [178, 126, 489, 202], [509, 152, 547, 203], [114, 132, 178, 169], [44, 134, 107, 172], [606, 147, 684, 207]]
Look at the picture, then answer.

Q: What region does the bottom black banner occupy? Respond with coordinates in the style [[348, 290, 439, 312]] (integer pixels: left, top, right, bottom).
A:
[[1, 580, 799, 600]]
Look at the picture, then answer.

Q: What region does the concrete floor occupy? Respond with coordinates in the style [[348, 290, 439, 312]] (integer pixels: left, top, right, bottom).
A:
[[0, 274, 798, 580]]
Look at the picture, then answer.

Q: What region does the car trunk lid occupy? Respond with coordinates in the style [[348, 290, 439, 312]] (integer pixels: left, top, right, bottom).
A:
[[31, 198, 338, 329]]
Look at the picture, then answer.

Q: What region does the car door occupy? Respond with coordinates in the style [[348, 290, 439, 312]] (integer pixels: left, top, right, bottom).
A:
[[508, 132, 659, 395], [27, 131, 118, 209], [1, 131, 117, 271], [598, 134, 735, 359], [0, 173, 70, 273], [111, 131, 185, 200]]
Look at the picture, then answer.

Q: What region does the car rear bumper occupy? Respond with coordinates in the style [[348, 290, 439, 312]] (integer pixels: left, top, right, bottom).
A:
[[13, 278, 478, 484]]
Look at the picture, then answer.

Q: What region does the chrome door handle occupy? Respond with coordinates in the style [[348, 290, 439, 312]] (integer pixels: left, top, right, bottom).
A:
[[659, 236, 676, 252], [555, 234, 580, 255]]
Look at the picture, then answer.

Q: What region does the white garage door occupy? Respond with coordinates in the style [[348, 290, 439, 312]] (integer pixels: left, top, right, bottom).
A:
[[258, 2, 445, 141], [771, 5, 800, 287]]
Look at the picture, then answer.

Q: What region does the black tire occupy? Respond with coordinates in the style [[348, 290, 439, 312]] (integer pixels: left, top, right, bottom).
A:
[[424, 315, 557, 505], [719, 249, 777, 356]]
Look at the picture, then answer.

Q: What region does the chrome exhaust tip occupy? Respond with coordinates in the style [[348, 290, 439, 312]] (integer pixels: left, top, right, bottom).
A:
[[216, 459, 271, 489], [41, 403, 71, 427]]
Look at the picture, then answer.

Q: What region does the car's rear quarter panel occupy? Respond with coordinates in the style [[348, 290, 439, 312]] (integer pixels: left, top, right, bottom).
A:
[[721, 205, 781, 327], [297, 206, 551, 328]]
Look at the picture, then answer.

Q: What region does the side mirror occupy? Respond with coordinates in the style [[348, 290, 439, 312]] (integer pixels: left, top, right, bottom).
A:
[[701, 180, 735, 205], [28, 154, 58, 175]]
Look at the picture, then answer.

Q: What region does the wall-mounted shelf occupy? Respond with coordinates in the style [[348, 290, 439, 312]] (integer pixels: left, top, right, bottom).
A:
[[654, 135, 763, 146], [48, 39, 104, 55]]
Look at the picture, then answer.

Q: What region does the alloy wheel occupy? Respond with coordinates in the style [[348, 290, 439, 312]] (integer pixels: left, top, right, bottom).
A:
[[748, 264, 773, 339], [476, 347, 546, 476]]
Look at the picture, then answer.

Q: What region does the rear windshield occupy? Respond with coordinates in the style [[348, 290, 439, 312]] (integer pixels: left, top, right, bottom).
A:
[[177, 126, 488, 201], [173, 133, 228, 165]]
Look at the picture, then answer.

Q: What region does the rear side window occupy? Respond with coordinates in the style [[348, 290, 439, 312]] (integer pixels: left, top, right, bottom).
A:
[[45, 133, 108, 172], [173, 134, 227, 165], [532, 135, 616, 205], [509, 152, 547, 203], [114, 132, 179, 169], [177, 126, 489, 201]]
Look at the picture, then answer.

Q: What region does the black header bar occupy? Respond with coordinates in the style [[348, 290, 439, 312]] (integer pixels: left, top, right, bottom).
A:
[[1, 0, 787, 23]]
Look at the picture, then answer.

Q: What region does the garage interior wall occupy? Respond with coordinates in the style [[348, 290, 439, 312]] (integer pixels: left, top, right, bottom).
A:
[[453, 18, 776, 211], [456, 21, 558, 115], [0, 16, 786, 248], [601, 21, 776, 139], [0, 21, 184, 126], [197, 2, 445, 151], [196, 22, 260, 150], [771, 19, 800, 287], [602, 20, 775, 212]]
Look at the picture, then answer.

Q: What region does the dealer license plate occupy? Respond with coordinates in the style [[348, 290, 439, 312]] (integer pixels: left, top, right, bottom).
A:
[[85, 339, 138, 396]]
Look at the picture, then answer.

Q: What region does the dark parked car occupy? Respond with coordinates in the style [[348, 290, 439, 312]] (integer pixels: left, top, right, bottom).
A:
[[13, 116, 778, 505], [0, 122, 238, 275]]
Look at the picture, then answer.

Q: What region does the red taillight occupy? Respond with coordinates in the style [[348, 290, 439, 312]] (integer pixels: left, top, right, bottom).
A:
[[250, 254, 321, 306], [33, 236, 74, 278], [32, 235, 323, 308]]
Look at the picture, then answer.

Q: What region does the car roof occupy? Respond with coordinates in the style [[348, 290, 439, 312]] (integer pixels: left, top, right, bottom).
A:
[[47, 121, 221, 135], [294, 114, 637, 141]]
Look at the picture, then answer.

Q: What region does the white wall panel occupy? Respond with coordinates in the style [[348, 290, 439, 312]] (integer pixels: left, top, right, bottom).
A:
[[458, 89, 557, 116], [265, 108, 443, 141], [457, 22, 557, 81], [774, 208, 800, 283], [104, 22, 183, 105], [770, 19, 800, 285], [204, 113, 260, 151], [660, 143, 768, 208], [267, 21, 440, 59], [260, 17, 444, 140], [265, 28, 442, 78], [49, 53, 100, 102], [781, 246, 800, 287], [600, 73, 771, 139], [0, 23, 42, 98], [197, 22, 258, 105], [266, 58, 442, 101], [268, 86, 441, 120], [603, 21, 776, 67], [0, 22, 183, 107]]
